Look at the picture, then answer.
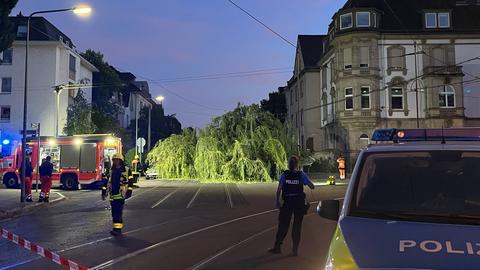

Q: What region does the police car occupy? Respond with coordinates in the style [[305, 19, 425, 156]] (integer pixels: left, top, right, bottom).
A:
[[317, 128, 480, 270]]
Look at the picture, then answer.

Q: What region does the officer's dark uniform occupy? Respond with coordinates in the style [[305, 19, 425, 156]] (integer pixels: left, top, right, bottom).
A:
[[273, 170, 307, 254], [102, 156, 133, 236]]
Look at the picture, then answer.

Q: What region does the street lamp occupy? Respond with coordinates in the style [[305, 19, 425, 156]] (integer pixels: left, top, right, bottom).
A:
[[155, 95, 165, 104], [20, 5, 92, 202]]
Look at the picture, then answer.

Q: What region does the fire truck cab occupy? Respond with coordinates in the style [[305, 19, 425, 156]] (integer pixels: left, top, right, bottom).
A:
[[1, 134, 122, 190]]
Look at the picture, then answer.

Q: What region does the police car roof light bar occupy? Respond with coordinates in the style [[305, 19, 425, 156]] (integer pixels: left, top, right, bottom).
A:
[[371, 128, 480, 142]]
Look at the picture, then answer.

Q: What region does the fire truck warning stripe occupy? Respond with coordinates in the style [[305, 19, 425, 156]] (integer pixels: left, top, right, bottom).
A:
[[0, 226, 89, 270]]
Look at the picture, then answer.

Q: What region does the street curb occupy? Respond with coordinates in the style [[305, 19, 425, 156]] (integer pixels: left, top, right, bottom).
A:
[[0, 192, 66, 221]]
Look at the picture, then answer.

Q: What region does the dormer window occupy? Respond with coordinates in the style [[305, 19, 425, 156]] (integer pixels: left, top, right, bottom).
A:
[[340, 13, 353, 30], [356, 12, 371, 27], [425, 12, 450, 28]]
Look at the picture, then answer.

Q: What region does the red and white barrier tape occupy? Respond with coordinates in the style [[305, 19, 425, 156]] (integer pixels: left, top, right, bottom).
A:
[[1, 227, 89, 270]]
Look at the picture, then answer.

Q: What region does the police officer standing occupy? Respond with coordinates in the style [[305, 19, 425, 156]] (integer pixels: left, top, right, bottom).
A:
[[101, 153, 133, 236], [269, 156, 315, 256]]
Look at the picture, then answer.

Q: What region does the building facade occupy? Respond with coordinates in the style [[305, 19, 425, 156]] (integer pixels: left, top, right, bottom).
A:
[[0, 15, 97, 143], [285, 0, 480, 161]]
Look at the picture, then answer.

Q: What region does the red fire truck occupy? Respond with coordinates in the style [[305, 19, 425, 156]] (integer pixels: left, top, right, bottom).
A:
[[1, 134, 122, 190]]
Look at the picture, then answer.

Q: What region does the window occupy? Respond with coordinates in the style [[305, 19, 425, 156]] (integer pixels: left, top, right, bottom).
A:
[[322, 95, 328, 120], [17, 25, 27, 37], [0, 48, 12, 64], [340, 13, 353, 30], [322, 68, 327, 89], [361, 87, 370, 109], [300, 82, 304, 99], [438, 13, 450, 28], [0, 106, 10, 121], [345, 88, 353, 110], [356, 12, 371, 27], [425, 13, 437, 28], [439, 85, 455, 108], [344, 48, 352, 70], [425, 12, 450, 29], [360, 46, 369, 68], [391, 88, 404, 110], [1, 78, 11, 93], [69, 54, 76, 80], [300, 109, 304, 126], [388, 46, 405, 70]]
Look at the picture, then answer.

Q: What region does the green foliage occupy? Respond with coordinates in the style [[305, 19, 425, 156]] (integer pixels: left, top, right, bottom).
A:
[[0, 0, 18, 53], [147, 129, 196, 179], [148, 104, 294, 182], [64, 90, 96, 135]]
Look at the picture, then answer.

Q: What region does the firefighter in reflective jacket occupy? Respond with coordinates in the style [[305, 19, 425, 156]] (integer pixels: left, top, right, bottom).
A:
[[101, 153, 133, 236], [131, 155, 140, 187], [337, 156, 346, 180]]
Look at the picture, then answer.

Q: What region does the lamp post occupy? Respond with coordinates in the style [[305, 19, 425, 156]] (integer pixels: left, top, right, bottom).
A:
[[149, 96, 165, 150], [20, 6, 92, 202], [54, 85, 65, 137]]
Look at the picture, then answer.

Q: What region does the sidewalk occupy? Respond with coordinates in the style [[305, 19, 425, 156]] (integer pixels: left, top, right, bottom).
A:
[[0, 188, 65, 220]]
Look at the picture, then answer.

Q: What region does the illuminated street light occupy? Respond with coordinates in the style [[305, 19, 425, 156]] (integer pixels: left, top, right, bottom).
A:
[[156, 96, 165, 103], [20, 5, 93, 202], [73, 6, 92, 15]]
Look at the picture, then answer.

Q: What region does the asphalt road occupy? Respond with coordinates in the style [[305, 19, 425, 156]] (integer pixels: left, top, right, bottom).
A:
[[0, 180, 347, 270]]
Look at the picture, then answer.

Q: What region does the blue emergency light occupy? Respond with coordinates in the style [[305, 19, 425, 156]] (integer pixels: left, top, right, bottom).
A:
[[371, 128, 480, 142], [2, 139, 10, 145]]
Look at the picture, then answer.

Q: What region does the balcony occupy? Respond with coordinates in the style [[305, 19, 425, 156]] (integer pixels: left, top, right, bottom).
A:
[[424, 65, 463, 76]]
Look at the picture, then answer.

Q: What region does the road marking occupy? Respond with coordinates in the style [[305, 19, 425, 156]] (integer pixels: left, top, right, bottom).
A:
[[0, 217, 194, 270], [186, 186, 202, 209], [189, 226, 276, 270], [151, 189, 179, 208], [91, 208, 279, 270], [224, 184, 234, 208]]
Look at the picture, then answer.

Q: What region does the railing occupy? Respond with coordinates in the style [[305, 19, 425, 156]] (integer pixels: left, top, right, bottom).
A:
[[424, 65, 463, 76]]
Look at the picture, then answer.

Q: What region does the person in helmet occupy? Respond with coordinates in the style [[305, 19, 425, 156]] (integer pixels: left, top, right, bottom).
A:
[[131, 155, 140, 188], [101, 153, 133, 236], [269, 155, 315, 256]]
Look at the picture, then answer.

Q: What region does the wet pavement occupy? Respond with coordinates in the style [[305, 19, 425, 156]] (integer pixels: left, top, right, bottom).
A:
[[0, 180, 347, 270]]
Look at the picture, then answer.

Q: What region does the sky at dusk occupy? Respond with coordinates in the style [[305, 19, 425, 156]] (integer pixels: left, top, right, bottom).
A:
[[13, 0, 344, 128]]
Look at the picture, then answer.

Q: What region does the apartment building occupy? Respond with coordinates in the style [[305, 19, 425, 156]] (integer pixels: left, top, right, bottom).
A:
[[285, 0, 480, 161]]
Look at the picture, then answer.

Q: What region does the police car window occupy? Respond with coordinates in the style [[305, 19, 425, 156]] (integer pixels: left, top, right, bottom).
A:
[[350, 151, 480, 224]]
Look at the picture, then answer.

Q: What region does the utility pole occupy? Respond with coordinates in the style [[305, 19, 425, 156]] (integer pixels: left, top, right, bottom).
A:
[[414, 41, 420, 128], [134, 95, 138, 157], [147, 105, 151, 151]]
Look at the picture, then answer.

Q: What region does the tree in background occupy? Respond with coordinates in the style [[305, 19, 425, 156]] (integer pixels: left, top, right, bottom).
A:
[[64, 90, 96, 135], [147, 104, 294, 182], [0, 0, 18, 53], [260, 88, 287, 123], [136, 105, 182, 151], [81, 49, 131, 146]]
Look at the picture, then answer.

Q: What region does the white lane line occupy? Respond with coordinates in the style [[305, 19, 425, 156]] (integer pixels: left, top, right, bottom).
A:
[[224, 184, 234, 208], [189, 226, 276, 270], [189, 212, 317, 270], [90, 208, 279, 270], [0, 216, 194, 270], [186, 186, 202, 209], [151, 189, 179, 209]]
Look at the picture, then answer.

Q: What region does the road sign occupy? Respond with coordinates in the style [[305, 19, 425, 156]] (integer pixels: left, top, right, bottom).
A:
[[137, 137, 146, 154]]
